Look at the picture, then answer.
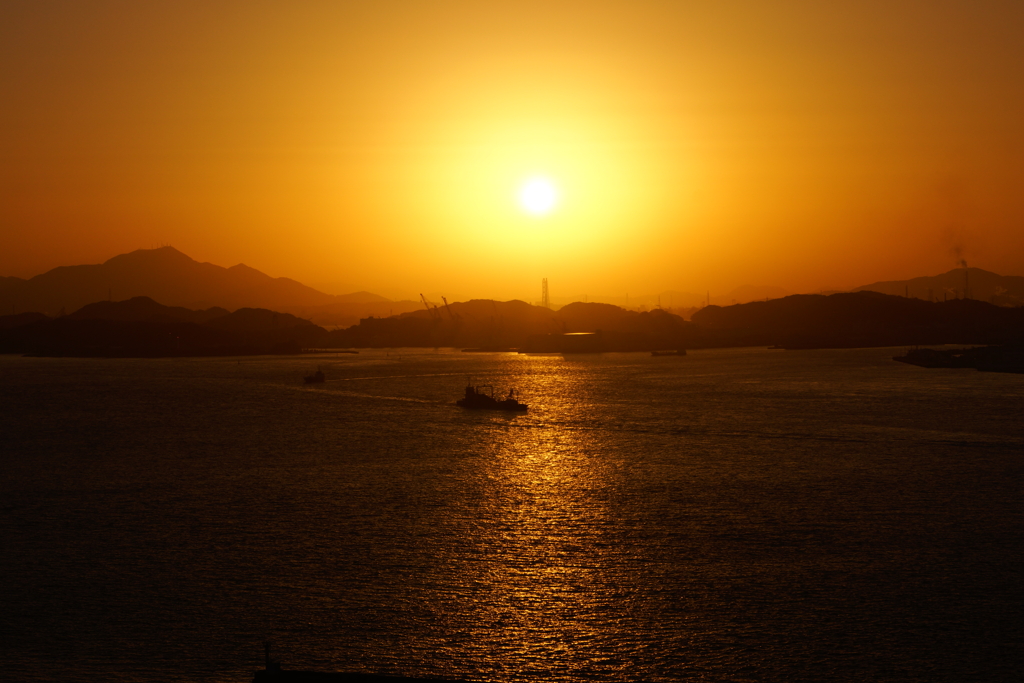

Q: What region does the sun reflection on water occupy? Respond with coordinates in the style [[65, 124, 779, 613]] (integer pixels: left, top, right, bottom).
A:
[[443, 355, 646, 679]]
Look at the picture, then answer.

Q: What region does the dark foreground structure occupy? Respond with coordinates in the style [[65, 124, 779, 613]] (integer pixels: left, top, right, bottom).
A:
[[254, 669, 467, 683], [893, 343, 1024, 372], [254, 645, 471, 683]]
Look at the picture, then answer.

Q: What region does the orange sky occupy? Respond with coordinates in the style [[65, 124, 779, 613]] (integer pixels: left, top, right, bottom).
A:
[[3, 1, 1023, 302]]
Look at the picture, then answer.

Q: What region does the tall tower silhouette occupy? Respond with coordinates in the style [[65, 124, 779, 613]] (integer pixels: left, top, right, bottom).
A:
[[542, 278, 550, 308]]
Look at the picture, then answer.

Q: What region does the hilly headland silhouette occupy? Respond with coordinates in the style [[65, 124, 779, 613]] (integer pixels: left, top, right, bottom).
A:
[[0, 297, 330, 357]]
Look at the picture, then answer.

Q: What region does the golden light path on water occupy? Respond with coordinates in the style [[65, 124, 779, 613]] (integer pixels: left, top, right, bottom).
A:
[[479, 423, 606, 672], [424, 356, 652, 679]]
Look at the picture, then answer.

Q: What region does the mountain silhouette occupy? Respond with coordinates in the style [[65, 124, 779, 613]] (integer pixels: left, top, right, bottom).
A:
[[0, 246, 388, 315]]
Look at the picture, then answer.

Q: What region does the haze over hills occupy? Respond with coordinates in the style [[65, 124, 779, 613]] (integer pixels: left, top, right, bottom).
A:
[[4, 248, 1023, 337], [0, 246, 421, 325], [853, 267, 1024, 306], [549, 285, 791, 311], [0, 246, 330, 313]]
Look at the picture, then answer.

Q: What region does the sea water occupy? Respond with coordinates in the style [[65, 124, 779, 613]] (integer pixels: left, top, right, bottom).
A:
[[1, 347, 1022, 682]]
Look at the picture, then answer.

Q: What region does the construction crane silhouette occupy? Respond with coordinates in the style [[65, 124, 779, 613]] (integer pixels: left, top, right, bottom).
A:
[[419, 293, 442, 322], [441, 296, 459, 321]]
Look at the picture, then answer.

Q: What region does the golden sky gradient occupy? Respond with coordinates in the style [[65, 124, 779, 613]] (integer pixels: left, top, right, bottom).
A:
[[3, 1, 1023, 301]]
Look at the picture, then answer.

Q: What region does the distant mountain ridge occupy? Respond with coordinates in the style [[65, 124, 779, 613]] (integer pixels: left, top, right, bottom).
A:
[[0, 246, 395, 316], [854, 267, 1024, 306]]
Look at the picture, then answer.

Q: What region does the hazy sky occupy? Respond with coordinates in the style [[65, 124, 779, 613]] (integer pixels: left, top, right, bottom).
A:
[[3, 1, 1023, 301]]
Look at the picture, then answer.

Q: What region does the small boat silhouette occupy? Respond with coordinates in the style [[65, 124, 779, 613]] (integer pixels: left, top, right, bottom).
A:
[[304, 367, 326, 384], [456, 381, 528, 412]]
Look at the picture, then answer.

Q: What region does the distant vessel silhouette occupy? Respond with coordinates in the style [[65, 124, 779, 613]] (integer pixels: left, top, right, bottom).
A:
[[304, 368, 326, 384], [456, 382, 528, 412], [651, 349, 687, 356]]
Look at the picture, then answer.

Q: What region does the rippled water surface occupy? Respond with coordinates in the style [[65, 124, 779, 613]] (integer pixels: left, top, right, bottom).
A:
[[2, 348, 1022, 682]]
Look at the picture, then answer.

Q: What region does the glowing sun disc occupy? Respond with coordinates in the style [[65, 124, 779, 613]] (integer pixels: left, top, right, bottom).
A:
[[519, 177, 558, 215]]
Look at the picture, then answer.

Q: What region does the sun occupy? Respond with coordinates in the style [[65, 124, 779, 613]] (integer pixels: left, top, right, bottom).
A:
[[518, 177, 559, 216]]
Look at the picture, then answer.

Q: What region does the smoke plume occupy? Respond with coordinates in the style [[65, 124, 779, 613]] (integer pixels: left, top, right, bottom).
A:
[[951, 245, 967, 269]]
